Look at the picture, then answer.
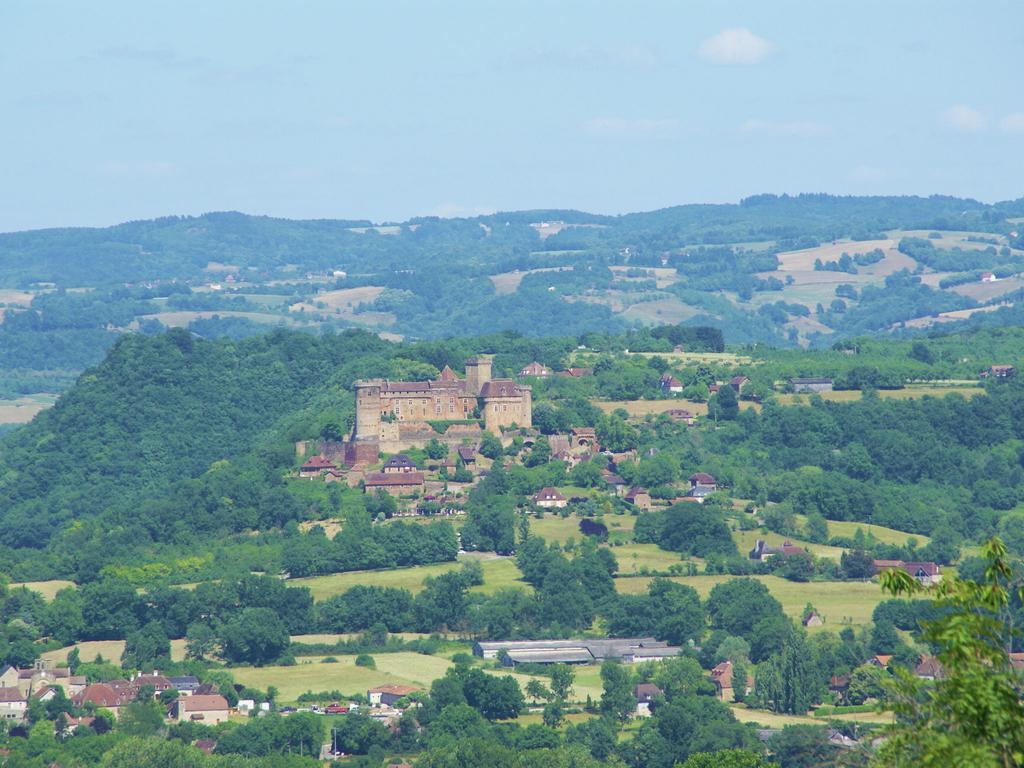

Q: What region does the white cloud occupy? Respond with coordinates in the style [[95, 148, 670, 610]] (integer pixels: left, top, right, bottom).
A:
[[999, 113, 1024, 134], [942, 104, 987, 133], [698, 28, 774, 65], [584, 117, 678, 138], [739, 119, 827, 137]]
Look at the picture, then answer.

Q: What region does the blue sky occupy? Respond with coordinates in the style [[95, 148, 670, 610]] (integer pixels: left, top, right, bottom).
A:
[[2, 0, 1022, 231]]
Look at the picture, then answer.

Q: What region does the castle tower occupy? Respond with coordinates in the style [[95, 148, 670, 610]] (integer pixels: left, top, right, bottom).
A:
[[464, 356, 492, 396], [353, 380, 382, 441]]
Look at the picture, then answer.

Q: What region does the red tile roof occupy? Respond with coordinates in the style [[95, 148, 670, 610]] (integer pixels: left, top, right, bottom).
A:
[[301, 455, 337, 471], [364, 471, 424, 487]]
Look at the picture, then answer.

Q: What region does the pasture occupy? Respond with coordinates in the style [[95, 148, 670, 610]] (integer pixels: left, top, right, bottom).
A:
[[612, 543, 690, 575], [951, 276, 1024, 301], [488, 267, 570, 295], [774, 385, 984, 406], [609, 266, 679, 289], [774, 239, 896, 272], [41, 639, 188, 665], [10, 579, 75, 600], [620, 297, 698, 325], [529, 513, 635, 545], [290, 554, 528, 601], [614, 574, 883, 630], [288, 286, 386, 315]]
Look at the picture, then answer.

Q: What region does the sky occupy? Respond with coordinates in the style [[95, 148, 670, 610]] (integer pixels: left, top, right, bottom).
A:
[[2, 0, 1022, 231]]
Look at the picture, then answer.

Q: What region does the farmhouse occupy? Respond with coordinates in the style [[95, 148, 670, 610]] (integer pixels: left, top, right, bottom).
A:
[[602, 470, 628, 495], [709, 660, 752, 702], [533, 487, 568, 509], [803, 610, 824, 628], [871, 559, 941, 584], [560, 367, 593, 378], [685, 484, 716, 503], [634, 683, 662, 717], [73, 683, 133, 719], [729, 375, 749, 393], [624, 487, 652, 511], [749, 539, 808, 561], [791, 377, 834, 393], [659, 374, 683, 393], [0, 687, 28, 722], [474, 638, 681, 666], [518, 361, 551, 378], [382, 454, 417, 473], [981, 364, 1015, 379], [174, 694, 230, 724], [666, 409, 694, 425], [688, 473, 716, 490], [300, 455, 337, 478], [363, 471, 424, 497], [368, 684, 421, 707], [0, 659, 86, 697]]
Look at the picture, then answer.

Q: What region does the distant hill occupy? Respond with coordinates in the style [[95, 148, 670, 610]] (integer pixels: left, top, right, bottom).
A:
[[2, 194, 1024, 406]]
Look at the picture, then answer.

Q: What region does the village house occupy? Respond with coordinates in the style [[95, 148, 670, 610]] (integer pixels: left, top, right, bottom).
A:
[[790, 377, 834, 393], [363, 471, 425, 497], [367, 685, 420, 707], [559, 367, 593, 378], [749, 539, 808, 561], [300, 455, 337, 478], [915, 655, 944, 680], [981, 272, 997, 282], [533, 487, 568, 509], [132, 673, 173, 694], [169, 675, 201, 695], [665, 409, 695, 425], [730, 375, 750, 394], [868, 654, 893, 669], [871, 559, 941, 585], [684, 484, 716, 503], [803, 610, 824, 628], [457, 445, 477, 464], [688, 472, 717, 491], [981, 364, 1015, 379], [518, 361, 551, 378], [602, 469, 628, 496], [633, 683, 662, 717], [659, 374, 683, 393], [0, 659, 86, 697], [382, 454, 417, 473], [0, 688, 28, 722], [709, 660, 752, 702], [624, 487, 652, 511], [174, 694, 231, 724], [73, 683, 134, 719]]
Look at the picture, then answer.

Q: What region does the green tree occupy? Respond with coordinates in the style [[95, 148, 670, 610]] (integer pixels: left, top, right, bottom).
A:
[[218, 607, 290, 666], [121, 620, 170, 669], [479, 432, 504, 460], [550, 664, 575, 702], [599, 660, 634, 722], [872, 537, 1024, 767], [426, 438, 448, 460], [185, 622, 217, 661], [681, 750, 772, 768]]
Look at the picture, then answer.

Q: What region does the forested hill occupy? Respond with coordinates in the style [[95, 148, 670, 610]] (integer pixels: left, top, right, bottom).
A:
[[2, 195, 1021, 288]]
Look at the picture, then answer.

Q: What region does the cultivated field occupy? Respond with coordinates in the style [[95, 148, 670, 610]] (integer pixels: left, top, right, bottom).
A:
[[825, 519, 930, 547], [951, 276, 1024, 301], [288, 286, 385, 314], [612, 543, 691, 575], [614, 574, 883, 630], [0, 393, 58, 424], [290, 554, 527, 601], [774, 240, 896, 272], [729, 705, 892, 728], [0, 289, 36, 307]]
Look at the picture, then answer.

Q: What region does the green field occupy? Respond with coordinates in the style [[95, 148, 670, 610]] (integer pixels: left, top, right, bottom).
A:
[[614, 574, 883, 630], [10, 579, 75, 600], [611, 543, 692, 575], [824, 518, 930, 547], [529, 513, 636, 545], [731, 529, 846, 561], [775, 385, 984, 406], [231, 652, 454, 701], [290, 554, 528, 601], [41, 639, 188, 665]]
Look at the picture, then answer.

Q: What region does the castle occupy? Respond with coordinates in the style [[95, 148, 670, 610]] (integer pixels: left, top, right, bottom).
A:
[[344, 356, 532, 465]]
